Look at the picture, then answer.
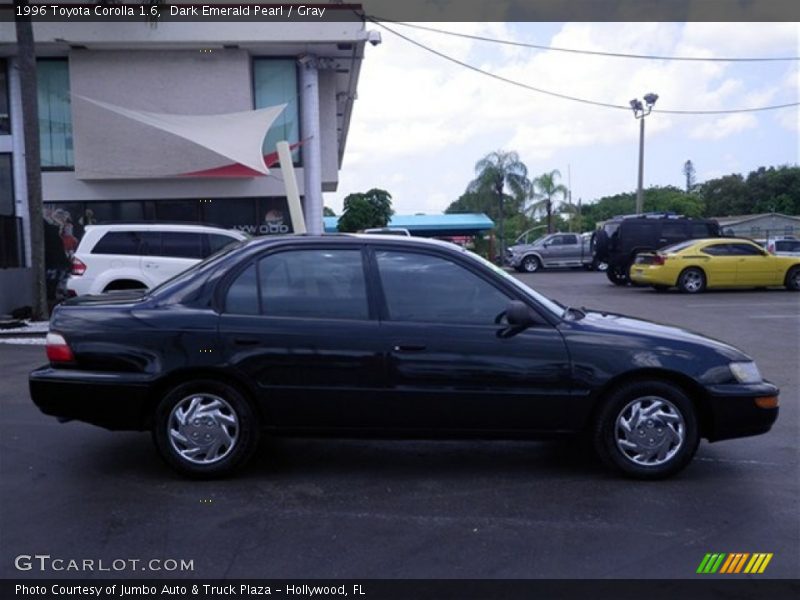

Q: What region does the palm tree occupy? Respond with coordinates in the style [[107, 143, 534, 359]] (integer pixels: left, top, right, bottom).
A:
[[468, 151, 530, 259], [530, 170, 568, 234]]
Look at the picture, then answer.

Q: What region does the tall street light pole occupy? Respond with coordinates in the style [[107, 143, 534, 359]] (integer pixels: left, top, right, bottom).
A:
[[630, 93, 658, 215]]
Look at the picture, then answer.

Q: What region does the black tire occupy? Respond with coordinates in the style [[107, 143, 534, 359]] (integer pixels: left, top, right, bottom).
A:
[[606, 264, 629, 286], [592, 229, 609, 260], [785, 266, 800, 291], [521, 255, 541, 273], [593, 380, 699, 479], [153, 380, 259, 478], [677, 268, 706, 294]]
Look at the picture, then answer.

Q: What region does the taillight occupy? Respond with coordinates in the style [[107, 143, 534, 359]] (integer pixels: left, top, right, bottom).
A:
[[653, 254, 666, 265], [46, 332, 75, 363], [71, 257, 86, 276]]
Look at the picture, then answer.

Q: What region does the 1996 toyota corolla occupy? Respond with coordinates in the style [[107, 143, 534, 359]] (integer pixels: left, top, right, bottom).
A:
[[30, 235, 779, 479]]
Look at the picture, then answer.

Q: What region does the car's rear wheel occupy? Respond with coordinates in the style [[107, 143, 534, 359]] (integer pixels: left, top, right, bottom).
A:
[[677, 268, 706, 294], [153, 380, 259, 478], [593, 381, 699, 479], [785, 266, 800, 291], [521, 256, 541, 273]]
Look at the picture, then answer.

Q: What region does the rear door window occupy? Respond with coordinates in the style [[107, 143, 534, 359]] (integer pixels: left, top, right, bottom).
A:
[[91, 231, 142, 255], [258, 249, 368, 320]]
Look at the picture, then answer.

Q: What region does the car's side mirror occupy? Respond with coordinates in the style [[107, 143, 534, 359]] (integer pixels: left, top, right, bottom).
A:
[[506, 300, 537, 327]]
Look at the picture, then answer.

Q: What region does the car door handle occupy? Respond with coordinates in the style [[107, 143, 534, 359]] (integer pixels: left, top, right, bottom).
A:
[[393, 344, 427, 352], [144, 262, 159, 269], [233, 338, 260, 346]]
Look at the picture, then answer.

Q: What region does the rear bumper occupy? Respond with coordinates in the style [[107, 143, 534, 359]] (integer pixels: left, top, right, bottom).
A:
[[704, 382, 779, 442], [29, 365, 154, 431], [629, 264, 676, 286]]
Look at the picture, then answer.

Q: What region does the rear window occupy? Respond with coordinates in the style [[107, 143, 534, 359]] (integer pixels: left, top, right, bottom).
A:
[[91, 231, 141, 255], [661, 240, 697, 253], [691, 223, 715, 238]]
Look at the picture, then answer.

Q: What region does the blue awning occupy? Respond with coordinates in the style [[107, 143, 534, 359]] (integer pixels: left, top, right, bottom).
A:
[[324, 213, 494, 236]]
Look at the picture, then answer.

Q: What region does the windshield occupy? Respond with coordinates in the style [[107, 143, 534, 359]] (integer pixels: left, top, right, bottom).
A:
[[467, 250, 565, 317]]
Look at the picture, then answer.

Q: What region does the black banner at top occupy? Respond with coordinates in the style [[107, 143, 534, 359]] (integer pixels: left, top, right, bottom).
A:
[[1, 0, 800, 22]]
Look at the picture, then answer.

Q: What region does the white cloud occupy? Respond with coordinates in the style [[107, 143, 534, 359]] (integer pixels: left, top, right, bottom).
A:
[[689, 114, 759, 140], [329, 22, 798, 214]]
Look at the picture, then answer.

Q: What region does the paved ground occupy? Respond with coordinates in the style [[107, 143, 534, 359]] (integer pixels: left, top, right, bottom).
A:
[[0, 270, 797, 579]]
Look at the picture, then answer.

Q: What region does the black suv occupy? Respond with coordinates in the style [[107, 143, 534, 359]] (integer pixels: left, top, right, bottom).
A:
[[592, 214, 722, 285]]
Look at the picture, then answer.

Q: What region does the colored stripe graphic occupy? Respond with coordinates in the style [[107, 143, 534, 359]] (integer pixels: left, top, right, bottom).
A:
[[744, 553, 774, 574], [700, 553, 774, 574], [698, 553, 727, 573]]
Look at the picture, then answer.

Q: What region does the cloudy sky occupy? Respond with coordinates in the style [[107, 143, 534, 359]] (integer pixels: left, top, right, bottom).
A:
[[323, 22, 799, 216]]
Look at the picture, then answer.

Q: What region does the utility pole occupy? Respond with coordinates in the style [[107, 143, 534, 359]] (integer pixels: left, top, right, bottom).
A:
[[630, 93, 659, 215], [15, 4, 48, 319]]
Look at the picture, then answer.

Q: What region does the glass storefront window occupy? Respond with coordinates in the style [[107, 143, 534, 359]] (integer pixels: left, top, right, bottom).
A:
[[37, 59, 74, 168], [253, 59, 300, 162], [0, 154, 13, 216], [0, 60, 9, 135]]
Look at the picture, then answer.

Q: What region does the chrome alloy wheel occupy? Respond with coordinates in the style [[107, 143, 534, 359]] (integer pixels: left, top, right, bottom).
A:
[[168, 394, 239, 465], [614, 396, 685, 467], [681, 270, 704, 292]]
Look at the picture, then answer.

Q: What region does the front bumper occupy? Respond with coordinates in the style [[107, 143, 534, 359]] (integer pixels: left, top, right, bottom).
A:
[[703, 381, 779, 442], [505, 252, 522, 267], [29, 365, 155, 431]]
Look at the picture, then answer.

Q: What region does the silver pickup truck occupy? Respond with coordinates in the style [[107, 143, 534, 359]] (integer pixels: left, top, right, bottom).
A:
[[506, 231, 597, 273]]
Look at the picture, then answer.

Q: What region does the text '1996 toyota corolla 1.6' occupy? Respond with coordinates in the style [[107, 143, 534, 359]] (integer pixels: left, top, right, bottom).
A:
[[30, 235, 779, 479]]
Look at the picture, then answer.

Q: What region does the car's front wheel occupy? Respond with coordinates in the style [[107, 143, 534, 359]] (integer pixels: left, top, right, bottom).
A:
[[521, 255, 541, 273], [153, 380, 259, 478], [593, 380, 699, 479]]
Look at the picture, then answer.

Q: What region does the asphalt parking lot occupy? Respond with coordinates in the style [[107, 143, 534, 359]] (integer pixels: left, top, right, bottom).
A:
[[0, 270, 797, 579]]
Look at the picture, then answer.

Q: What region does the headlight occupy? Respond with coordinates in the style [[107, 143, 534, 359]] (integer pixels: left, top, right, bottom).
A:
[[730, 361, 762, 384]]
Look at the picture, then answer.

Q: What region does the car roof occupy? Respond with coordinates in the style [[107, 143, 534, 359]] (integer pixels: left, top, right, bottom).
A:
[[84, 223, 246, 235], [239, 233, 468, 252]]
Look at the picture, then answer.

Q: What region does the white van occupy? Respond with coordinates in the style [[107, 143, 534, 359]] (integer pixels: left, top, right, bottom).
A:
[[66, 223, 247, 296]]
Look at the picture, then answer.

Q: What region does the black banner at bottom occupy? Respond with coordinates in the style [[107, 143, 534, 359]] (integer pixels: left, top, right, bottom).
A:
[[3, 579, 799, 600]]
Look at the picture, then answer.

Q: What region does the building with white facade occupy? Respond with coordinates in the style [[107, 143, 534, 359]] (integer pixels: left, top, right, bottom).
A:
[[0, 9, 372, 311]]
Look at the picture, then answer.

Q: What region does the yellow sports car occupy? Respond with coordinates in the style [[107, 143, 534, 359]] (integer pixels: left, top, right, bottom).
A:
[[630, 238, 800, 293]]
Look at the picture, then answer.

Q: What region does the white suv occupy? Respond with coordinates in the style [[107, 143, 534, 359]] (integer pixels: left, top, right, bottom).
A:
[[66, 223, 248, 296]]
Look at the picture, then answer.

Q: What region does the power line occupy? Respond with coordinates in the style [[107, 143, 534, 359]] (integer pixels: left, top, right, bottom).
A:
[[370, 19, 800, 116], [381, 19, 800, 63]]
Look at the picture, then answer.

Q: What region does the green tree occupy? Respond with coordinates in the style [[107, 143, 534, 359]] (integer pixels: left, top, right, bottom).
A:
[[530, 170, 568, 233], [336, 188, 393, 232], [468, 151, 530, 257], [323, 206, 336, 217]]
